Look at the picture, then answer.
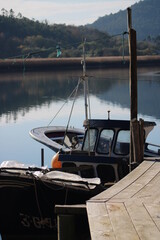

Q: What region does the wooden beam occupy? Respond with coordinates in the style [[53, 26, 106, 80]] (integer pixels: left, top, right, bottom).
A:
[[128, 8, 138, 167], [129, 28, 137, 120]]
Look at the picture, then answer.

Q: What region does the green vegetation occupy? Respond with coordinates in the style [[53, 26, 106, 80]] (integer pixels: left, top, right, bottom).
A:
[[89, 0, 160, 41], [0, 7, 159, 59]]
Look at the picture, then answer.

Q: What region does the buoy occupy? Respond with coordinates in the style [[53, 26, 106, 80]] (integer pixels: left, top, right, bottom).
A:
[[51, 152, 62, 169]]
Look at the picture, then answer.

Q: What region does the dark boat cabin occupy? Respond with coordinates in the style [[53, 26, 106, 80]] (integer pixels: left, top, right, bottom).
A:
[[58, 119, 156, 186], [82, 119, 130, 157]]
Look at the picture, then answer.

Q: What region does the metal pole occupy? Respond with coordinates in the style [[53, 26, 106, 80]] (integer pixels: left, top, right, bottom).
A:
[[82, 38, 91, 154], [83, 38, 88, 122], [41, 148, 44, 167]]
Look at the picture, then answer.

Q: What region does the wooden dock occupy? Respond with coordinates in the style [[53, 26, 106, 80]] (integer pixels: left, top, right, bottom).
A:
[[87, 158, 160, 240]]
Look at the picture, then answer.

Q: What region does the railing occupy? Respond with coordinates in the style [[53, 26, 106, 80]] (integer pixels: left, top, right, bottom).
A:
[[145, 142, 160, 156]]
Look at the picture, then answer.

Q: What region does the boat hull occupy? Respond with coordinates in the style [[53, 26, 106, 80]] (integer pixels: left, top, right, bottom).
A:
[[30, 126, 84, 152], [0, 172, 102, 237]]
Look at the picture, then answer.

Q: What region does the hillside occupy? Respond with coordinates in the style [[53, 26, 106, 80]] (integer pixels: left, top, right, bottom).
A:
[[0, 8, 159, 59], [0, 12, 114, 59], [89, 0, 160, 40]]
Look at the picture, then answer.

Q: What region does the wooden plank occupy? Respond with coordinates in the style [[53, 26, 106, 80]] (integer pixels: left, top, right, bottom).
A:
[[125, 200, 160, 240], [87, 159, 160, 240], [112, 161, 160, 200], [145, 203, 160, 230], [87, 202, 116, 240], [106, 202, 139, 240], [134, 171, 160, 201], [90, 160, 154, 201]]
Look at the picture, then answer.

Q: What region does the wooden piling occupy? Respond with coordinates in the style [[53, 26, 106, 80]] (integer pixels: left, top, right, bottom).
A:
[[127, 8, 138, 169], [131, 119, 144, 164], [55, 204, 90, 240], [41, 148, 44, 167]]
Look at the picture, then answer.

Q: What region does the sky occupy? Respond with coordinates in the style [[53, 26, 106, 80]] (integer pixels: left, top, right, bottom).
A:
[[0, 0, 141, 25]]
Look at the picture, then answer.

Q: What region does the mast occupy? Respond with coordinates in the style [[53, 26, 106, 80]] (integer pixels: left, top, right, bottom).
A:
[[82, 38, 91, 154], [82, 38, 89, 122]]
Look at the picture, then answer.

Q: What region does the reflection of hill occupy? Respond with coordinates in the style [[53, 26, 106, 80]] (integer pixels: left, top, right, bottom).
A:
[[0, 69, 121, 119], [96, 73, 160, 119], [0, 71, 81, 117], [0, 69, 160, 120]]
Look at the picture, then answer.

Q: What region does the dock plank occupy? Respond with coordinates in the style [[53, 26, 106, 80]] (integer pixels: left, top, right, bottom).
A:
[[134, 171, 160, 201], [112, 160, 160, 200], [87, 202, 116, 240], [125, 200, 160, 240], [145, 203, 160, 230], [90, 159, 154, 201], [106, 202, 139, 240], [87, 159, 160, 240]]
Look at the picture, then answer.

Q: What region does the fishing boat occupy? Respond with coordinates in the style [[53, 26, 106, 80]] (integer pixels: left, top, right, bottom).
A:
[[0, 161, 102, 237], [30, 118, 159, 184], [30, 41, 160, 188]]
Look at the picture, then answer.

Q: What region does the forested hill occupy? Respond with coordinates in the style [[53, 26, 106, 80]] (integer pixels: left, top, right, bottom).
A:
[[0, 11, 112, 59], [88, 0, 160, 40], [0, 9, 160, 59]]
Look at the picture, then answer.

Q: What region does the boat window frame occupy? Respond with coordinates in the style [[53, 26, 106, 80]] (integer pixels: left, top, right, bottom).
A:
[[96, 128, 115, 155], [114, 129, 130, 156], [82, 127, 98, 152]]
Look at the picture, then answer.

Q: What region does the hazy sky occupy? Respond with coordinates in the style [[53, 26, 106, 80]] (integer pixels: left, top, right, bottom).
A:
[[0, 0, 141, 25]]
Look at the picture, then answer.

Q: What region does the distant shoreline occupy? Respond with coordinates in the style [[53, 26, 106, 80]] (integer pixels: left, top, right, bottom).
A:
[[0, 56, 160, 72]]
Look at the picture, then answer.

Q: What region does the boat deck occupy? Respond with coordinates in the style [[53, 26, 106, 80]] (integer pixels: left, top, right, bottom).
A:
[[87, 157, 160, 240]]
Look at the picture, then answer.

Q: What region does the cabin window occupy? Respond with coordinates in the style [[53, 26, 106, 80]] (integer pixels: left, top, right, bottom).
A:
[[97, 129, 114, 154], [83, 129, 98, 151], [115, 130, 130, 155]]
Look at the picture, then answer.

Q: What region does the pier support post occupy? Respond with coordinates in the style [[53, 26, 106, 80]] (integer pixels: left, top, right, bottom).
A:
[[41, 148, 44, 167], [55, 204, 90, 240], [57, 215, 76, 240], [128, 8, 139, 170], [131, 118, 144, 164]]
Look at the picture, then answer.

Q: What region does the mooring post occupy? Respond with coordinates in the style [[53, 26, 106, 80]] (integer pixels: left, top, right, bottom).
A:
[[127, 8, 138, 171], [55, 204, 90, 240], [41, 148, 44, 167]]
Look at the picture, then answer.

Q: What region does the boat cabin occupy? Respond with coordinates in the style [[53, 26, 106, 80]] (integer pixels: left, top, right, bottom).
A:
[[57, 119, 155, 186]]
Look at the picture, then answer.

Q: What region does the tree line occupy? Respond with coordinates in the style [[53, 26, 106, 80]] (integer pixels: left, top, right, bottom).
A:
[[0, 9, 159, 59]]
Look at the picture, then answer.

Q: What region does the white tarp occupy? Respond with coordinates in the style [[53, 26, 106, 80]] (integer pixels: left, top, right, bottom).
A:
[[0, 160, 101, 188]]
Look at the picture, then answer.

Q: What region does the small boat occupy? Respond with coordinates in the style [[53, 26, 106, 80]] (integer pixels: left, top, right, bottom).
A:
[[0, 161, 103, 237], [30, 42, 160, 187], [30, 118, 159, 186]]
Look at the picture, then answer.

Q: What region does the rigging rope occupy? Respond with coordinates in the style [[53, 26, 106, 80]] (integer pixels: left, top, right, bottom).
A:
[[47, 77, 83, 127], [62, 77, 82, 147], [66, 77, 81, 130]]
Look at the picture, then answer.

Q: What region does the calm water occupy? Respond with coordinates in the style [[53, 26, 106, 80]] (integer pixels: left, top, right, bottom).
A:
[[0, 67, 160, 167]]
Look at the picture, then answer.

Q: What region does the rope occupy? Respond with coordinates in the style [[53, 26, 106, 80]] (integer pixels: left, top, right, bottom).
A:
[[87, 79, 91, 119], [62, 77, 82, 146], [47, 78, 82, 126], [32, 174, 43, 219], [122, 33, 125, 64], [111, 31, 129, 64]]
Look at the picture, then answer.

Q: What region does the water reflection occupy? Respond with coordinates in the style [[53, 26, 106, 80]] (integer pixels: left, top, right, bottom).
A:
[[0, 67, 160, 122], [0, 67, 160, 165]]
